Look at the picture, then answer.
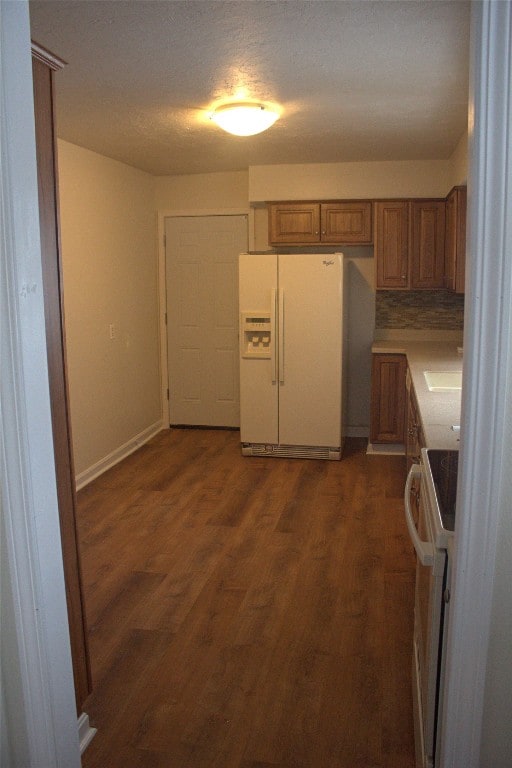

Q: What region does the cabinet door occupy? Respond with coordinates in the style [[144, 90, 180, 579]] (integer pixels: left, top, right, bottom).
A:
[[411, 200, 446, 289], [370, 354, 407, 443], [268, 202, 320, 244], [444, 186, 467, 293], [320, 201, 372, 243], [374, 201, 409, 289], [406, 372, 424, 471]]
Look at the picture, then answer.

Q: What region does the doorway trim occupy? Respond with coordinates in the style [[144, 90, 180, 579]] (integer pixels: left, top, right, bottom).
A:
[[0, 3, 81, 765], [439, 1, 512, 765], [157, 207, 251, 426]]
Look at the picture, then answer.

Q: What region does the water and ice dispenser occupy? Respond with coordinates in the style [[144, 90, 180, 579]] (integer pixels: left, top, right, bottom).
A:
[[241, 313, 272, 358]]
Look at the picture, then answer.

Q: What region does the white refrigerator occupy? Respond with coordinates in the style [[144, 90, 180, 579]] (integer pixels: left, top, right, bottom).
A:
[[239, 252, 343, 460]]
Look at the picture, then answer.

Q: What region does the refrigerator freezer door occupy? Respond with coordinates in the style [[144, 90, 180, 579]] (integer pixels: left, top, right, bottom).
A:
[[278, 253, 343, 448], [239, 253, 278, 444]]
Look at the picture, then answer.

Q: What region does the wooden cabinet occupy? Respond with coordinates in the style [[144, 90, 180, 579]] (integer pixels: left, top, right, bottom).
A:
[[320, 201, 372, 244], [444, 186, 467, 293], [268, 202, 320, 244], [406, 368, 424, 472], [410, 200, 446, 289], [374, 201, 409, 289], [32, 43, 91, 713], [405, 369, 424, 525], [268, 201, 372, 245], [370, 354, 407, 444], [374, 200, 446, 290]]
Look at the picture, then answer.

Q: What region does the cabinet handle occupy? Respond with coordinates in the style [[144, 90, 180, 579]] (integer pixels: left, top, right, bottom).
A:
[[315, 231, 319, 235]]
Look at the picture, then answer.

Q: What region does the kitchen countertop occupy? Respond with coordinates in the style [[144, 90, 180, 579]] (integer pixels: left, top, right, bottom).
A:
[[372, 331, 463, 451]]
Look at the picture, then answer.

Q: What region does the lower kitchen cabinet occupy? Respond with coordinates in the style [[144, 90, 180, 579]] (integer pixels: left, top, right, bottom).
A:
[[405, 368, 425, 525], [370, 353, 407, 443], [406, 367, 424, 470]]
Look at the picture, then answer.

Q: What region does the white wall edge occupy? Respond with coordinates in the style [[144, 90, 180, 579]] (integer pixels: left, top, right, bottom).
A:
[[78, 713, 97, 754], [157, 207, 252, 427], [75, 420, 164, 490]]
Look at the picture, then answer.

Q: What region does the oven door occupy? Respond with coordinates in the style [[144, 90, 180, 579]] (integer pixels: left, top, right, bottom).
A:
[[405, 464, 447, 768]]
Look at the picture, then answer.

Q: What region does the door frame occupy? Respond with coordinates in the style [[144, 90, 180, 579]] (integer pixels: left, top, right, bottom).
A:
[[4, 2, 512, 764], [0, 3, 81, 765], [157, 208, 251, 426], [439, 2, 512, 765]]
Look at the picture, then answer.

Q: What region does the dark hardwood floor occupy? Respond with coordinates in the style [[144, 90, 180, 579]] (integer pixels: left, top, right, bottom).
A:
[[78, 429, 415, 768]]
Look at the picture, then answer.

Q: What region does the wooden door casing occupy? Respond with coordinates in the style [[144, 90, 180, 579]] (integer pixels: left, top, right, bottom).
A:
[[32, 43, 92, 713]]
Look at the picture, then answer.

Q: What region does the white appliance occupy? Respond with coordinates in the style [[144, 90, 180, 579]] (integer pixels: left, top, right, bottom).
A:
[[405, 449, 456, 767], [239, 252, 343, 460]]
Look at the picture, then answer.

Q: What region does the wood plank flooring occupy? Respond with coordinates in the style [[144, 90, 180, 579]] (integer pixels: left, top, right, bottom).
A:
[[78, 430, 415, 768]]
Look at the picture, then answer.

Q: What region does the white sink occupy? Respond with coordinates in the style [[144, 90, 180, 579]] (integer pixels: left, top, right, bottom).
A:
[[424, 370, 463, 391]]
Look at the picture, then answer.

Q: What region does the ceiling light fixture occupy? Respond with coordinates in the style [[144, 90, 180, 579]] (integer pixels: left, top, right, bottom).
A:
[[210, 102, 279, 136]]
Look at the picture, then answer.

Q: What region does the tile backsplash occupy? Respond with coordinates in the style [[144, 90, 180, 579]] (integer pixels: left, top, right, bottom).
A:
[[376, 291, 464, 330]]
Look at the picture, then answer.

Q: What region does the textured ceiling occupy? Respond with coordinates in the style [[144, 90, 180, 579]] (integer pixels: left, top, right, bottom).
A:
[[29, 0, 470, 176]]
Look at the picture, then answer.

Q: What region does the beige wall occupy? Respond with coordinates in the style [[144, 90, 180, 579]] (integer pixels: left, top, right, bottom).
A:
[[450, 131, 469, 187], [57, 140, 161, 477], [155, 170, 248, 211], [249, 159, 452, 202]]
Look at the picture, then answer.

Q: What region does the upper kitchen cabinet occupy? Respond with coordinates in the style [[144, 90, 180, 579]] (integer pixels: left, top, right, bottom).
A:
[[444, 186, 467, 294], [320, 201, 372, 244], [374, 201, 409, 289], [268, 202, 320, 244], [374, 199, 446, 290], [268, 201, 372, 246], [410, 200, 446, 289]]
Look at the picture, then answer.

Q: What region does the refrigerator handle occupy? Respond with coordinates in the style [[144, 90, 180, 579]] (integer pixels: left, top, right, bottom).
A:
[[278, 288, 285, 383], [270, 288, 277, 383]]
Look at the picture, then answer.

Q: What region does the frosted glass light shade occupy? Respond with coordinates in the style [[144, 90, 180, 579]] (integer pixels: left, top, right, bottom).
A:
[[211, 103, 279, 136]]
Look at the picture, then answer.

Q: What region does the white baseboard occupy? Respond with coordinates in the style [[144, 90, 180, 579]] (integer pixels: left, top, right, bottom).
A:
[[78, 712, 97, 754], [75, 420, 164, 490]]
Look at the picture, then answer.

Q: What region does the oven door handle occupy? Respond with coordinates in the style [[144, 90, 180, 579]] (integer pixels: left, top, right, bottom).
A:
[[405, 463, 434, 566]]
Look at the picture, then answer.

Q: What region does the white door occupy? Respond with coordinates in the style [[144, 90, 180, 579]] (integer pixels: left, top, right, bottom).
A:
[[278, 253, 343, 447], [165, 215, 248, 426]]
